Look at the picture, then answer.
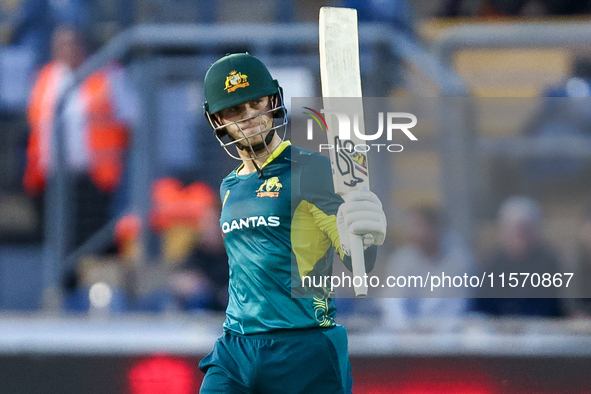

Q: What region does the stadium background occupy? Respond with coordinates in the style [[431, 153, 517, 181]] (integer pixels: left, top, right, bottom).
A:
[[1, 0, 591, 392]]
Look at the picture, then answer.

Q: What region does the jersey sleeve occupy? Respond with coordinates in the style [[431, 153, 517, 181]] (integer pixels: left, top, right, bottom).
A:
[[298, 152, 377, 274], [298, 153, 343, 254]]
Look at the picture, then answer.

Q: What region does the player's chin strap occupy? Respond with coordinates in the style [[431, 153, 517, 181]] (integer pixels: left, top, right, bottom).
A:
[[238, 128, 275, 153], [250, 130, 276, 178]]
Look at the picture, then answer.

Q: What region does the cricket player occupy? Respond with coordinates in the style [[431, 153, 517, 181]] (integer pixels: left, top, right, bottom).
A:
[[199, 53, 387, 394]]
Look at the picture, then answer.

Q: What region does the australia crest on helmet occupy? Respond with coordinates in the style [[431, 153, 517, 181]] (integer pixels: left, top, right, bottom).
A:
[[225, 71, 249, 92]]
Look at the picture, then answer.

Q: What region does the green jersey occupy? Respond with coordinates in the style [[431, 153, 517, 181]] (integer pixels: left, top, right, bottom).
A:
[[219, 141, 374, 334]]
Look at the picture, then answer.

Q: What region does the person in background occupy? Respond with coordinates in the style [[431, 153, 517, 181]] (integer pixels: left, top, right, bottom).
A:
[[112, 178, 225, 313], [475, 196, 565, 317], [380, 206, 474, 328], [24, 25, 137, 312], [150, 178, 226, 312], [24, 25, 137, 247], [181, 206, 229, 312]]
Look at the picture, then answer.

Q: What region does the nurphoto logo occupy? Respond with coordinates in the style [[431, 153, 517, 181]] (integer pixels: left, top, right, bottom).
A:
[[303, 108, 418, 153]]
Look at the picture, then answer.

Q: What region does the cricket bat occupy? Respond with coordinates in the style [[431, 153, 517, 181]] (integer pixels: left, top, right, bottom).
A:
[[319, 6, 370, 297]]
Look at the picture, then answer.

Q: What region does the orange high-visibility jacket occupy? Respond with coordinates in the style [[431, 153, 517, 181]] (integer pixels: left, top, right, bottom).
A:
[[24, 61, 129, 195]]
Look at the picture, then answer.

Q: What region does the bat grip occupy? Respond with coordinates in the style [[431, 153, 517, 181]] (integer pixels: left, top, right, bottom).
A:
[[349, 232, 367, 297]]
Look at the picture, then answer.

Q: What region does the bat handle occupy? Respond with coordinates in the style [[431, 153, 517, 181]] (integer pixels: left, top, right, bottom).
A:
[[349, 232, 367, 297]]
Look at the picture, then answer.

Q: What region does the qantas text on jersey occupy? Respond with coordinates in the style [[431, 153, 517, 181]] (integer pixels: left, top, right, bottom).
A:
[[221, 216, 281, 234]]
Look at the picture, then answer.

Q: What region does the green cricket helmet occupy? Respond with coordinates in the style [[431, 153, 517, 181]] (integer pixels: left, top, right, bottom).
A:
[[204, 53, 282, 115], [203, 53, 288, 160]]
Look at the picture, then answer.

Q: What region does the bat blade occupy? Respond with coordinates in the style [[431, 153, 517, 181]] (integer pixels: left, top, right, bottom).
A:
[[319, 7, 369, 195], [319, 7, 362, 98], [319, 6, 369, 297]]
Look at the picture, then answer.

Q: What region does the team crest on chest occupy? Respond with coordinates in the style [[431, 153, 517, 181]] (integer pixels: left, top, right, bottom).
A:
[[256, 177, 282, 197], [225, 71, 249, 92]]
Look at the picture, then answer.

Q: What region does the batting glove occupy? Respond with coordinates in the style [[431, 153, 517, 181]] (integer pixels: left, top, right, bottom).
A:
[[337, 190, 387, 255]]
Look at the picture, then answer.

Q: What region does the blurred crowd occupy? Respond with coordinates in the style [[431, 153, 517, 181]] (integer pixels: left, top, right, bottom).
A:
[[376, 196, 591, 330], [17, 21, 229, 314], [0, 0, 231, 315]]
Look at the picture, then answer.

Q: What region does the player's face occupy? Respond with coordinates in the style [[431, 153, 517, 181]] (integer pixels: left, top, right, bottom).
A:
[[218, 96, 274, 149]]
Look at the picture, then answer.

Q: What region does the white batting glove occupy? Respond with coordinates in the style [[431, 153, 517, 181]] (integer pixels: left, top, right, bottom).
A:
[[337, 190, 387, 255]]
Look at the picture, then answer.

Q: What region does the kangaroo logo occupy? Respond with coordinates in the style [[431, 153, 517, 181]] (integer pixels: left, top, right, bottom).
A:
[[334, 136, 367, 187], [256, 177, 283, 197]]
